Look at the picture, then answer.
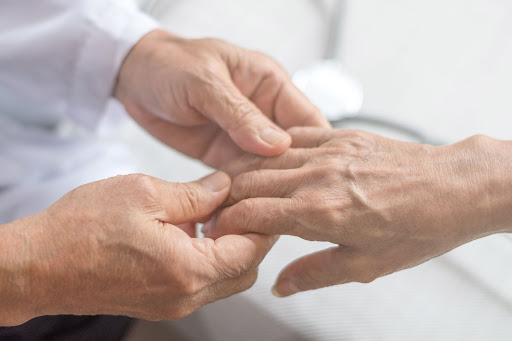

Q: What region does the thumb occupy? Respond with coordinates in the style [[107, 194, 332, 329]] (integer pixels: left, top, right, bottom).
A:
[[271, 247, 376, 297], [162, 171, 231, 225], [198, 80, 291, 157]]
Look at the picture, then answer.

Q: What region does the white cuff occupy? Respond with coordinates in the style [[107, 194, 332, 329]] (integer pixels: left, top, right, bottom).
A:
[[68, 2, 159, 129]]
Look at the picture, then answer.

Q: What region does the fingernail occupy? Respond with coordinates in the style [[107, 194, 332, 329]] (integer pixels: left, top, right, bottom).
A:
[[259, 127, 289, 146], [271, 278, 300, 298], [201, 215, 217, 236], [200, 172, 230, 192]]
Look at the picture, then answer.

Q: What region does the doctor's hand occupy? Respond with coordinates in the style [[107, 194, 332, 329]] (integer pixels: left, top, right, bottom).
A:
[[0, 172, 276, 326], [205, 128, 512, 296], [114, 29, 329, 171]]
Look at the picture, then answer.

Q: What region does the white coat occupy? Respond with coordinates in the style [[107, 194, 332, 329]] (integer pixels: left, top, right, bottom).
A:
[[0, 0, 158, 223]]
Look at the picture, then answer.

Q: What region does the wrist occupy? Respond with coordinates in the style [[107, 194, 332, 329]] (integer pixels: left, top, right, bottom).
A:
[[114, 29, 181, 105], [481, 136, 512, 234], [452, 135, 512, 236]]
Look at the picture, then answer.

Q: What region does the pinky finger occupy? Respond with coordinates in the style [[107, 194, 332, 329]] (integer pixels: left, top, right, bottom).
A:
[[271, 246, 379, 297]]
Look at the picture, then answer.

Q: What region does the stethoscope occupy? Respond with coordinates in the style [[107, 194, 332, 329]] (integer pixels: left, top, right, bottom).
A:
[[292, 0, 444, 145]]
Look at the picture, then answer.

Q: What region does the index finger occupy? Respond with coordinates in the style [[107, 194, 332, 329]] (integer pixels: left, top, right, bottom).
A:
[[233, 50, 330, 130], [204, 198, 298, 240], [275, 81, 331, 129]]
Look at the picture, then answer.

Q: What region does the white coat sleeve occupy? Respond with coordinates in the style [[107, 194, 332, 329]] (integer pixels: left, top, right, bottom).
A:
[[0, 0, 159, 129]]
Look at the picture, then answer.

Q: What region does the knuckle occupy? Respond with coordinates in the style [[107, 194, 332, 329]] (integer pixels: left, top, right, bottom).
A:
[[324, 158, 344, 175], [173, 274, 204, 297], [200, 59, 223, 81], [122, 174, 160, 205], [220, 262, 247, 280], [333, 130, 375, 152], [260, 66, 287, 88], [355, 271, 378, 284], [167, 306, 195, 320], [229, 173, 252, 202], [167, 265, 206, 299], [232, 199, 256, 228], [465, 134, 491, 147], [312, 196, 344, 228], [176, 184, 203, 218], [228, 100, 259, 132], [308, 159, 342, 184], [231, 170, 262, 199], [238, 270, 259, 292], [322, 202, 344, 226], [127, 173, 158, 194]]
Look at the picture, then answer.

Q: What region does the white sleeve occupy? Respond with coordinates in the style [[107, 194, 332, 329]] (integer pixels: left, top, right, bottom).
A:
[[0, 0, 159, 130]]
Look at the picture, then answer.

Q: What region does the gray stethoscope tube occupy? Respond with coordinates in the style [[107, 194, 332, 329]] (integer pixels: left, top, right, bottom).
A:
[[142, 0, 159, 13], [294, 0, 444, 145]]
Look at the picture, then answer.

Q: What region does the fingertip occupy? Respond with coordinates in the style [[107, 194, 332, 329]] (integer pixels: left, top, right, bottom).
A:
[[259, 126, 291, 148], [231, 125, 291, 158], [201, 214, 217, 238], [272, 277, 300, 298], [237, 126, 291, 157], [199, 171, 231, 193]]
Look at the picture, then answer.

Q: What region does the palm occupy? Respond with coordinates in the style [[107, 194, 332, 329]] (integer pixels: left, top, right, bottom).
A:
[[134, 115, 246, 171]]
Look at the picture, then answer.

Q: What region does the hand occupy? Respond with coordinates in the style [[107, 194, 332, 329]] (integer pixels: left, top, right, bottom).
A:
[[205, 128, 512, 296], [0, 172, 276, 326], [114, 30, 329, 171]]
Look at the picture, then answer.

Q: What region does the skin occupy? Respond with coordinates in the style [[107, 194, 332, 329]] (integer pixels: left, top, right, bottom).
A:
[[1, 29, 326, 326], [0, 172, 277, 326], [205, 127, 512, 297], [114, 29, 330, 170]]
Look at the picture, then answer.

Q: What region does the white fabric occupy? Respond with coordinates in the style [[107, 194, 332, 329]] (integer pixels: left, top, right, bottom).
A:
[[0, 102, 136, 224], [0, 0, 158, 130], [0, 0, 159, 222]]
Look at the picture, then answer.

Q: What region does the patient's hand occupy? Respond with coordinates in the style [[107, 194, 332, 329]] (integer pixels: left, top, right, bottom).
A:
[[115, 30, 329, 170], [205, 127, 512, 296]]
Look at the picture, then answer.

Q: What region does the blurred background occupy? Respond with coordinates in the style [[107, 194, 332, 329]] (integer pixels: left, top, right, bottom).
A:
[[119, 0, 512, 340]]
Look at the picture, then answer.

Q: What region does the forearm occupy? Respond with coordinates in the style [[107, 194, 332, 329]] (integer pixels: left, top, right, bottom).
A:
[[0, 214, 44, 326]]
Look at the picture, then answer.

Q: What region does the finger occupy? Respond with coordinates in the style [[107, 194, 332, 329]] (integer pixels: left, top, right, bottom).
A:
[[234, 51, 330, 129], [203, 198, 296, 239], [158, 171, 231, 224], [177, 222, 197, 238], [209, 233, 278, 274], [272, 246, 377, 297], [274, 81, 331, 129], [224, 148, 317, 176], [195, 269, 259, 307], [194, 79, 292, 157], [226, 169, 302, 206], [288, 127, 335, 148]]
